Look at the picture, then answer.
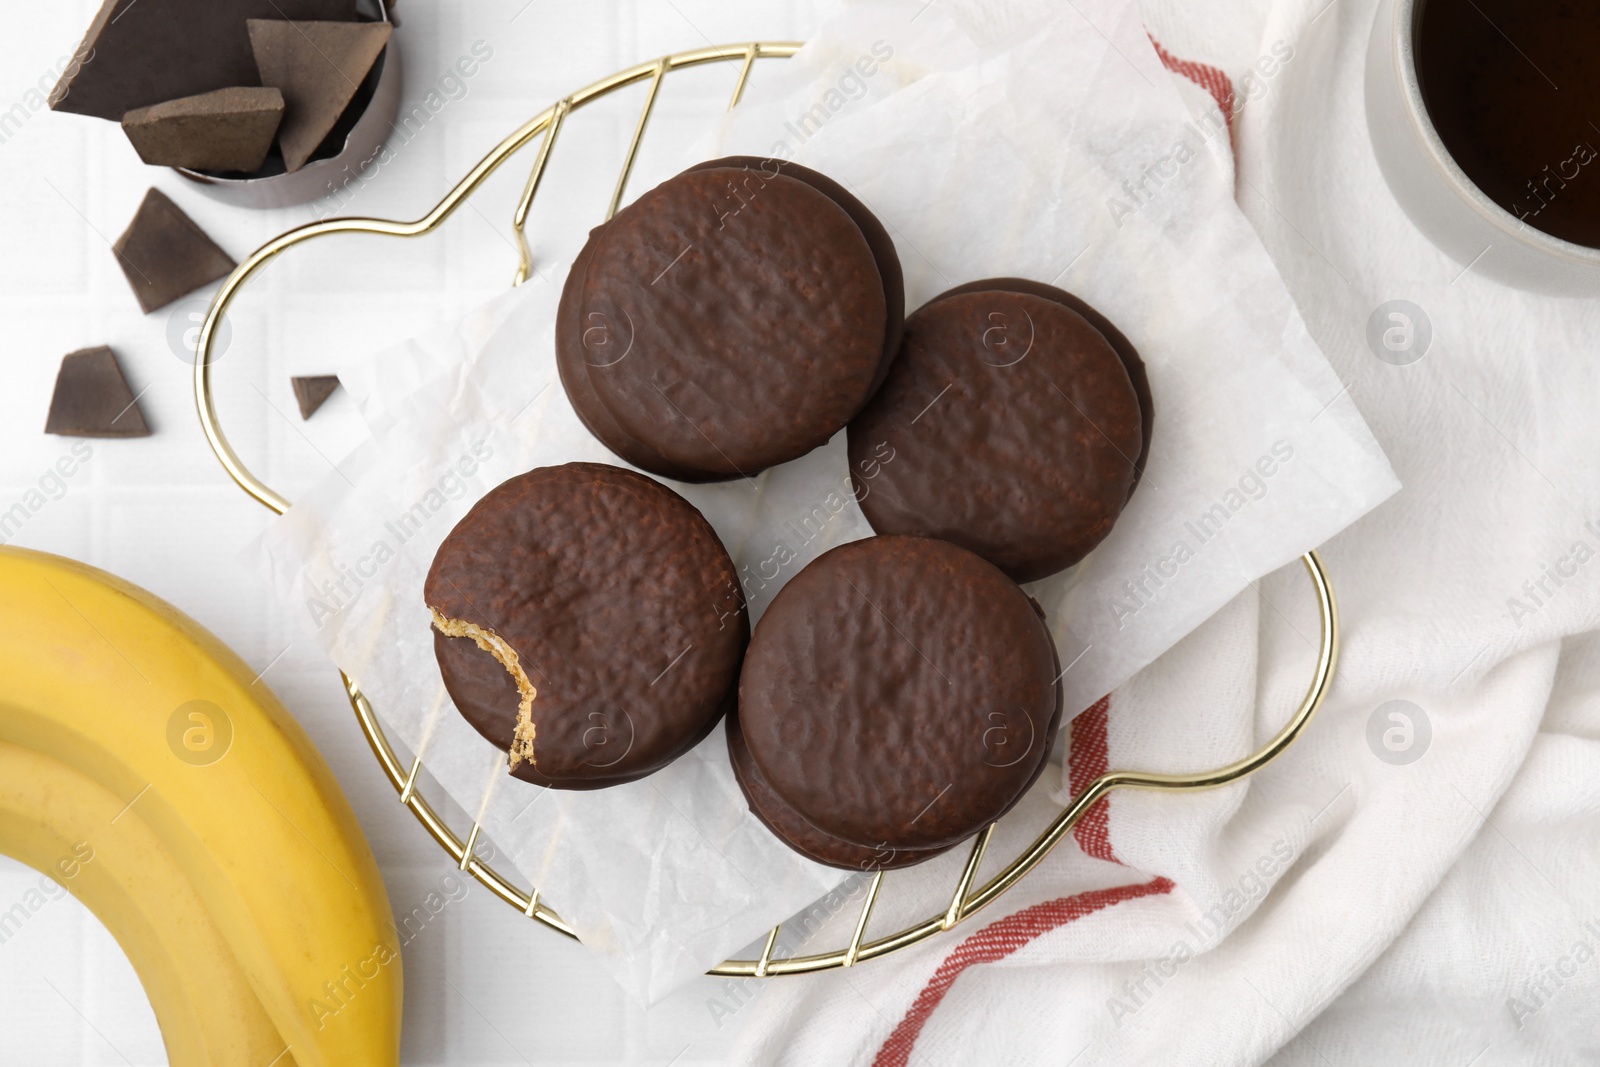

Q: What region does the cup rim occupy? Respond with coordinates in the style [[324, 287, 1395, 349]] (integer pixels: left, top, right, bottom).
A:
[[1391, 0, 1600, 267]]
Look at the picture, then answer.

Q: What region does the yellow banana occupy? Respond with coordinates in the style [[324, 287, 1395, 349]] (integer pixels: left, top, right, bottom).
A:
[[0, 547, 401, 1066], [0, 739, 291, 1066]]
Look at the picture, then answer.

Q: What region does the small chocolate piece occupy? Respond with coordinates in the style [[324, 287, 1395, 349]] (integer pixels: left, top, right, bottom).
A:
[[111, 188, 235, 314], [726, 706, 952, 871], [291, 375, 340, 419], [425, 462, 747, 786], [121, 87, 285, 173], [49, 0, 359, 121], [45, 347, 151, 438], [556, 160, 894, 481], [247, 19, 392, 173], [739, 536, 1061, 851], [847, 281, 1147, 583]]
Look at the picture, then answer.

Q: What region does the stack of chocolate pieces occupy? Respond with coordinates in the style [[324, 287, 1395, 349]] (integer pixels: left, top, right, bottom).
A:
[[428, 157, 1154, 872], [51, 0, 391, 175]]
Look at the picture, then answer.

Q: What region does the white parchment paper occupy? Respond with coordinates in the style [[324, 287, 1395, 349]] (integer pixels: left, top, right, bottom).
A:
[[246, 0, 1397, 1002]]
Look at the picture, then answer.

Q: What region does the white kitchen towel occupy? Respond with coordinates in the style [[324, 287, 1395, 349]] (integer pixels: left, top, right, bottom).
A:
[[243, 0, 1396, 1005], [724, 0, 1600, 1064]]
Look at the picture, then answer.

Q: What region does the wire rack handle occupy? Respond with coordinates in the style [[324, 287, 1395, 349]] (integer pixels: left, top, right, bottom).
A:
[[189, 41, 1339, 977]]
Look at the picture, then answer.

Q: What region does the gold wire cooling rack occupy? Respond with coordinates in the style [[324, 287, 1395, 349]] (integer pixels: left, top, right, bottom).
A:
[[192, 42, 1340, 976]]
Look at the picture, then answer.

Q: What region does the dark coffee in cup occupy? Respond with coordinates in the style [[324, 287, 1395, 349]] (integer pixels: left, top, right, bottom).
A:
[[1416, 0, 1600, 248]]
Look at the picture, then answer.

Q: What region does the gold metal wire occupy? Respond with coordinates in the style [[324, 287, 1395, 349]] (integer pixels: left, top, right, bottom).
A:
[[192, 42, 1341, 976]]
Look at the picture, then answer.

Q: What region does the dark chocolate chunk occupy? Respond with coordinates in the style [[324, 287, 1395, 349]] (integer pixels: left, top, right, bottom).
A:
[[557, 161, 893, 481], [45, 347, 151, 438], [848, 282, 1147, 583], [726, 705, 952, 871], [111, 188, 235, 314], [291, 375, 340, 419], [425, 462, 747, 786], [121, 87, 285, 173], [49, 0, 359, 121], [738, 535, 1061, 851], [247, 20, 392, 173]]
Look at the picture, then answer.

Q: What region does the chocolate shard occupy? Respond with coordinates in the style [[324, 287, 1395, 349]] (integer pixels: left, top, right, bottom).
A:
[[49, 0, 360, 121], [247, 20, 392, 173], [121, 87, 285, 173], [45, 347, 152, 438], [111, 188, 236, 315], [291, 375, 341, 419]]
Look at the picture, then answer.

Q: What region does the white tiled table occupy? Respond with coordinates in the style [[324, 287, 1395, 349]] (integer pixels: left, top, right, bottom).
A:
[[0, 3, 835, 1062]]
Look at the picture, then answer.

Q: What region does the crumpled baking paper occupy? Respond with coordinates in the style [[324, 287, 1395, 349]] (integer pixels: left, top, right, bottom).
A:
[[245, 0, 1397, 1004]]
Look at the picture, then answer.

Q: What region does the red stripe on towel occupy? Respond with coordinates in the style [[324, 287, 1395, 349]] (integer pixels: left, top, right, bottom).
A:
[[1147, 34, 1239, 150], [872, 877, 1177, 1067], [1068, 695, 1118, 862]]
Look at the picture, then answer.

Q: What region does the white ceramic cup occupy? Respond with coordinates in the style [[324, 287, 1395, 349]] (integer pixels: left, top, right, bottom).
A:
[[1364, 0, 1600, 296]]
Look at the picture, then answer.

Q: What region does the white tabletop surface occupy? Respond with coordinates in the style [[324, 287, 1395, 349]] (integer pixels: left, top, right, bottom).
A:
[[0, 2, 837, 1063]]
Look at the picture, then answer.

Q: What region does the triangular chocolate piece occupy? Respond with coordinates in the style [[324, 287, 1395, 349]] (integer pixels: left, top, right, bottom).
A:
[[247, 20, 392, 172], [111, 188, 236, 314], [45, 347, 152, 438], [122, 87, 285, 173], [49, 0, 359, 121], [292, 375, 341, 419]]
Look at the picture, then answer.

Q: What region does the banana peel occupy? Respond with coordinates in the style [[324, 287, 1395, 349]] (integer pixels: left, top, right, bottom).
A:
[[0, 547, 401, 1066]]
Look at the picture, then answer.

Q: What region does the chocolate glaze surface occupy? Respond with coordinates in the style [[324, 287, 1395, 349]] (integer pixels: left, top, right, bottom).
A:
[[930, 277, 1152, 496], [848, 283, 1144, 583], [726, 706, 951, 871], [738, 535, 1059, 850], [425, 462, 746, 783], [560, 164, 888, 479]]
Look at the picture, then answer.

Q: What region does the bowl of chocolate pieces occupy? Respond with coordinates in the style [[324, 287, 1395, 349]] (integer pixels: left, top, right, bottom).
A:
[[50, 0, 400, 208]]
